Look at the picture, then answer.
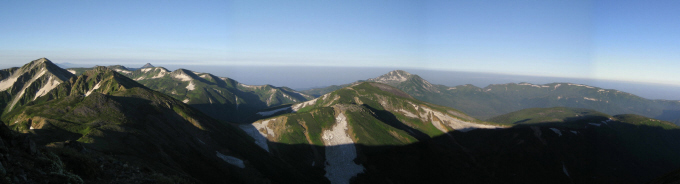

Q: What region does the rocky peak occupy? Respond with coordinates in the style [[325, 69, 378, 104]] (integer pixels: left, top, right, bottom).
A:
[[368, 70, 414, 84], [141, 63, 154, 68], [170, 69, 200, 81]]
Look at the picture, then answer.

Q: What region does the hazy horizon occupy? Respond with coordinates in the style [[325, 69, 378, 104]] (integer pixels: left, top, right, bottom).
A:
[[11, 61, 673, 101], [3, 1, 680, 86]]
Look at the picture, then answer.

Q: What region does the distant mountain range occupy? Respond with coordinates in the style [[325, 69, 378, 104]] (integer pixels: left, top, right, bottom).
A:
[[304, 70, 680, 125], [2, 58, 680, 183], [66, 64, 313, 123]]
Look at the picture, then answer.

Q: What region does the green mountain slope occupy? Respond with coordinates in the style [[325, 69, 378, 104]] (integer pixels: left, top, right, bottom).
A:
[[69, 65, 313, 123], [242, 82, 501, 183], [1, 64, 324, 183], [304, 70, 680, 124], [0, 58, 75, 114]]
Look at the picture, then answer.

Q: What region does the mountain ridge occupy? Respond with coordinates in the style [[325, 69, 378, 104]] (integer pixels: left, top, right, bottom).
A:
[[303, 70, 680, 124], [2, 62, 325, 183]]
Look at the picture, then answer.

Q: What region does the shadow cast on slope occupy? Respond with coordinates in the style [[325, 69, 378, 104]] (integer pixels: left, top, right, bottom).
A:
[[361, 104, 430, 141], [263, 121, 680, 184]]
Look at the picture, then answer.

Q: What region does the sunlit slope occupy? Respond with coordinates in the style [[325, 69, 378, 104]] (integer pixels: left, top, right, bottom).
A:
[[71, 65, 313, 123], [0, 58, 75, 113], [304, 70, 680, 124], [2, 66, 323, 183], [241, 82, 501, 183]]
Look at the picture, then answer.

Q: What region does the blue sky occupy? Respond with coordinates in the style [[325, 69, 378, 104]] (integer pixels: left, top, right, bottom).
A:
[[1, 0, 679, 86]]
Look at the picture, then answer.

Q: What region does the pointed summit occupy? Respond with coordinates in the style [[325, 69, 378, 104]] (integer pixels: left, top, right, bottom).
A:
[[141, 63, 154, 68], [0, 58, 75, 112], [368, 70, 415, 84]]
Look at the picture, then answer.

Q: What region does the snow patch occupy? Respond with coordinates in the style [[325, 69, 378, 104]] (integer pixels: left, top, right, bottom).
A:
[[292, 98, 318, 111], [216, 152, 245, 168], [588, 123, 601, 127], [398, 109, 419, 118], [84, 81, 103, 97], [134, 76, 145, 80], [239, 125, 270, 152], [235, 96, 239, 109], [584, 97, 599, 101], [322, 113, 364, 184], [183, 99, 189, 103], [140, 68, 153, 72], [549, 128, 562, 136], [0, 74, 20, 91], [33, 75, 61, 100], [238, 83, 258, 89], [568, 83, 595, 88], [7, 69, 47, 111], [414, 103, 499, 132], [563, 163, 570, 177], [186, 81, 195, 91], [256, 107, 291, 116], [173, 73, 193, 81], [253, 119, 277, 138], [114, 69, 131, 74], [67, 70, 77, 74], [570, 131, 578, 134], [282, 93, 296, 102], [151, 69, 168, 79]]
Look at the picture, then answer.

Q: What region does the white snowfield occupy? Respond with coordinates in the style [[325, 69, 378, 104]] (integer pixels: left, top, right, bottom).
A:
[[33, 75, 61, 100], [291, 98, 318, 111], [7, 69, 47, 112], [67, 69, 77, 74], [238, 124, 270, 152], [583, 97, 599, 101], [173, 72, 193, 81], [84, 81, 103, 97], [256, 107, 291, 116], [322, 113, 364, 184], [409, 102, 499, 132], [114, 69, 131, 74], [253, 119, 277, 138], [186, 81, 195, 91], [0, 73, 21, 91], [151, 68, 168, 79], [183, 99, 189, 103], [141, 68, 153, 72], [398, 109, 419, 118], [215, 151, 245, 168]]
